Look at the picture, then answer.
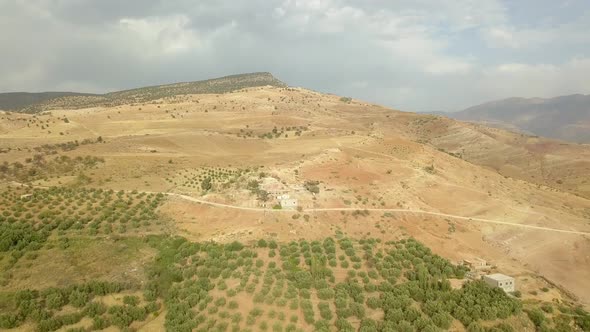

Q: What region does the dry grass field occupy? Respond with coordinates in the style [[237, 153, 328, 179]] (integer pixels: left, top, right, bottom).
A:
[[1, 80, 589, 331]]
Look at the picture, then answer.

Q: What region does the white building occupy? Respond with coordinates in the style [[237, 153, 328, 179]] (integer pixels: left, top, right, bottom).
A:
[[483, 273, 515, 293], [280, 198, 298, 209]]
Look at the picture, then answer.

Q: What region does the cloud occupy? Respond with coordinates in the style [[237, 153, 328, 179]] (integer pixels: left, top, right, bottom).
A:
[[0, 0, 589, 111], [118, 15, 203, 55], [481, 58, 590, 98], [379, 36, 474, 75], [482, 27, 520, 48], [481, 11, 590, 49]]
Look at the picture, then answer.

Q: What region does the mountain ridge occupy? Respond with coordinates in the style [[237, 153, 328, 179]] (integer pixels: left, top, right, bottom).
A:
[[0, 72, 287, 113], [441, 93, 590, 143]]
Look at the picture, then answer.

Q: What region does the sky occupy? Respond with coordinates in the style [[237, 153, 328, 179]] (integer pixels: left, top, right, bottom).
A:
[[1, 0, 590, 112]]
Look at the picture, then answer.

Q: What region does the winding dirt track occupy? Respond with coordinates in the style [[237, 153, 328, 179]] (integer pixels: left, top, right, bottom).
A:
[[167, 193, 590, 236]]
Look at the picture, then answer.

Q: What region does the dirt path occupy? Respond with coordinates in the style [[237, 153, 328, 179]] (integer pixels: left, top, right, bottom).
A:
[[70, 119, 101, 136], [169, 193, 283, 212], [167, 193, 590, 236]]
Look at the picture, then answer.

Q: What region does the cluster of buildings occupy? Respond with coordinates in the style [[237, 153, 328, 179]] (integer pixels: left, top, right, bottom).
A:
[[260, 177, 298, 210], [462, 257, 516, 293]]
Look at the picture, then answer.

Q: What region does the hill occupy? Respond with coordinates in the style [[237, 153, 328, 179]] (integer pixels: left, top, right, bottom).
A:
[[443, 94, 590, 143], [397, 114, 590, 200], [0, 92, 99, 111], [1, 78, 589, 330], [7, 72, 287, 113], [106, 72, 286, 102]]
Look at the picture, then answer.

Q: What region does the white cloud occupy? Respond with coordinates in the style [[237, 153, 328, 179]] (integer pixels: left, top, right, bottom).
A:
[[428, 0, 508, 30], [481, 12, 590, 49], [380, 36, 473, 75], [118, 15, 202, 55], [481, 25, 565, 49], [274, 1, 474, 75], [483, 58, 590, 95], [483, 27, 520, 48]]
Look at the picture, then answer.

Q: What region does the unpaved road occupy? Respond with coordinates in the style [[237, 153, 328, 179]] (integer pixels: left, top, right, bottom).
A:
[[167, 193, 590, 236]]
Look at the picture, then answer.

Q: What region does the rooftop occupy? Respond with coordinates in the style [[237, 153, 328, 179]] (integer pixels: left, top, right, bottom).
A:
[[485, 273, 514, 281]]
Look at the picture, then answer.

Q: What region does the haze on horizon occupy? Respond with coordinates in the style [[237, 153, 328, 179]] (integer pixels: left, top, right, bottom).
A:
[[2, 0, 590, 112]]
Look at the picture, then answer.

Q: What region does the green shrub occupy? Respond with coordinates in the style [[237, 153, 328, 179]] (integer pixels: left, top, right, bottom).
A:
[[84, 302, 107, 317], [540, 303, 553, 313], [272, 321, 283, 332], [526, 308, 546, 328], [318, 302, 333, 320], [123, 295, 139, 306], [366, 297, 382, 309], [317, 288, 335, 300]]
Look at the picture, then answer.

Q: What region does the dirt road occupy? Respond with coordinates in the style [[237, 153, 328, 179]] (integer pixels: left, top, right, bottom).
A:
[[167, 193, 590, 236]]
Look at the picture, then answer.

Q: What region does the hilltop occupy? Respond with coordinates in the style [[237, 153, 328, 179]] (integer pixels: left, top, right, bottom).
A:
[[442, 94, 590, 143], [3, 72, 287, 113], [0, 78, 589, 331]]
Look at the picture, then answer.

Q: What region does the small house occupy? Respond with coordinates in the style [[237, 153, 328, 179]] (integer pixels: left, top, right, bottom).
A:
[[464, 258, 488, 270], [483, 273, 515, 293]]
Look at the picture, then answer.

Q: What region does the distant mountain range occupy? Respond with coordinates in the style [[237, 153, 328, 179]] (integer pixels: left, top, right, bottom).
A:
[[0, 72, 286, 113], [437, 94, 590, 143]]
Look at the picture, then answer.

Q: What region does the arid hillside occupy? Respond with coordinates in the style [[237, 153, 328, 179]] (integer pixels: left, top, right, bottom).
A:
[[395, 114, 590, 200], [1, 82, 589, 331]]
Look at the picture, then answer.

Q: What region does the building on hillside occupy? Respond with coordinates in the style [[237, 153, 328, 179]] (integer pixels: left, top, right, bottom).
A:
[[260, 177, 289, 196], [483, 273, 515, 293], [463, 258, 488, 270], [280, 198, 298, 209]]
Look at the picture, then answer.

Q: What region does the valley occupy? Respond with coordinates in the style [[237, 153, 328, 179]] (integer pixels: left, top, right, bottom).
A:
[[1, 75, 589, 331]]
